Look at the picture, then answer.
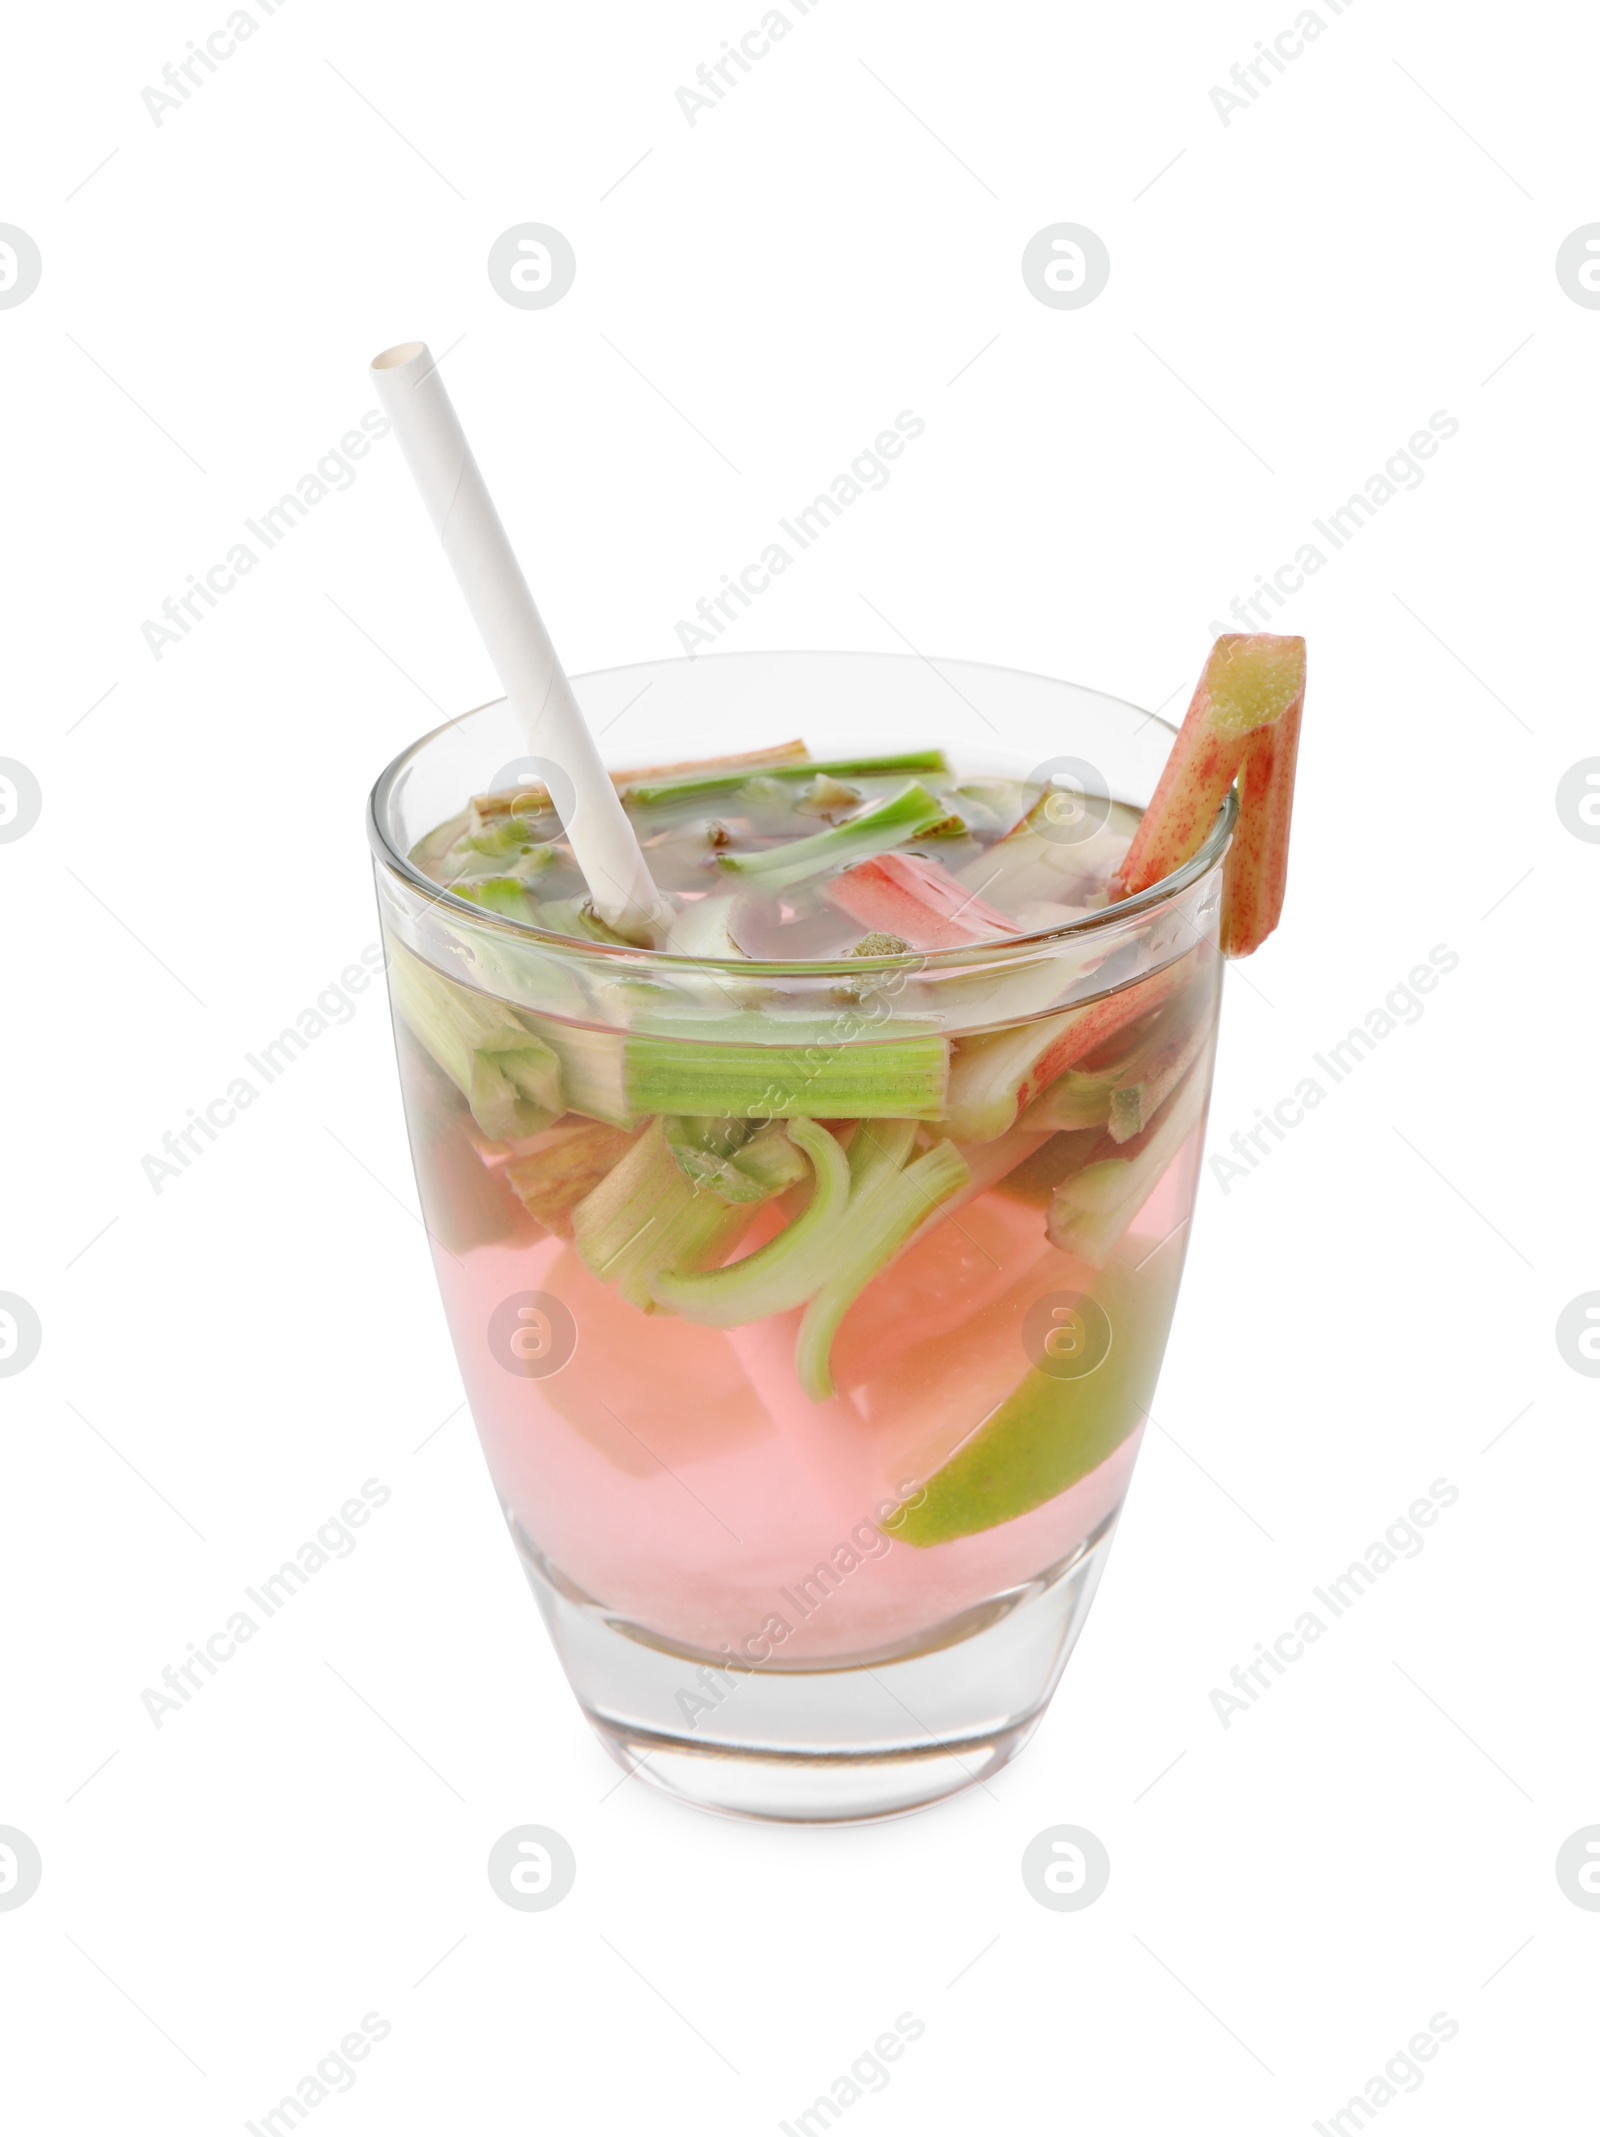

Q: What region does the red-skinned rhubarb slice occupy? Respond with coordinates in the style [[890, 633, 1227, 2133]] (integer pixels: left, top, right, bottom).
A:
[[1117, 634, 1305, 955], [1218, 676, 1305, 956], [825, 852, 1021, 951]]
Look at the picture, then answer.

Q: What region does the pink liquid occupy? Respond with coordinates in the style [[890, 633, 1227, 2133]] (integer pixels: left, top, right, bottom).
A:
[[430, 1130, 1199, 1663]]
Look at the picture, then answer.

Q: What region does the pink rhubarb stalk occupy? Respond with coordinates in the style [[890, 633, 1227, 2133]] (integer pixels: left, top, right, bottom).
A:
[[1117, 633, 1306, 955], [825, 851, 1021, 951]]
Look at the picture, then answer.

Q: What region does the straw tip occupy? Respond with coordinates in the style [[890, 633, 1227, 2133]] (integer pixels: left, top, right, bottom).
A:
[[371, 340, 430, 376]]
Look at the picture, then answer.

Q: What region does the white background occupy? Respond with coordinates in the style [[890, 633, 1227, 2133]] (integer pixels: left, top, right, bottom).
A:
[[2, 1, 1594, 2130]]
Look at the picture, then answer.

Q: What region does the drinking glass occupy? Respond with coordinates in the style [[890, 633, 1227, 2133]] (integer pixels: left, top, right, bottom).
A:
[[368, 650, 1232, 1822]]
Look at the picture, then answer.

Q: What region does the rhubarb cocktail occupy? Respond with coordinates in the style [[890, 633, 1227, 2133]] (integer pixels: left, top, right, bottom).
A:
[[368, 641, 1304, 1821]]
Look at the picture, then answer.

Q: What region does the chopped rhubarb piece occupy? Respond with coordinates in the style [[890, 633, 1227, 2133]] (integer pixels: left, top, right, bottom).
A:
[[573, 1119, 765, 1310], [793, 773, 862, 817], [1219, 675, 1306, 956], [524, 896, 634, 946], [520, 1016, 636, 1130], [626, 752, 947, 810], [652, 1119, 852, 1324], [1106, 1002, 1211, 1142], [899, 1120, 1057, 1249], [795, 1129, 970, 1401], [1019, 987, 1211, 1141], [451, 877, 538, 919], [660, 892, 751, 962], [1046, 1064, 1207, 1265], [662, 1117, 809, 1203], [1019, 1065, 1114, 1133], [471, 739, 812, 816], [944, 958, 1193, 1142], [717, 781, 950, 892], [1116, 633, 1306, 955], [396, 1030, 539, 1256], [824, 851, 1022, 951], [504, 1120, 640, 1239], [388, 944, 563, 1141], [612, 738, 811, 785], [958, 795, 1136, 916], [621, 1019, 947, 1120]]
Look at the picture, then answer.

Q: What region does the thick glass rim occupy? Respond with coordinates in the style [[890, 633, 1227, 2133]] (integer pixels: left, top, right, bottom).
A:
[[366, 649, 1235, 976]]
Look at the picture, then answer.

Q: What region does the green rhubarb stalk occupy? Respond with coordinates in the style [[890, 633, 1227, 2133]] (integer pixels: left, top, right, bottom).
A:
[[651, 1118, 851, 1324], [396, 1033, 534, 1256], [451, 877, 538, 918], [474, 740, 813, 817], [663, 1116, 809, 1203], [461, 814, 555, 860], [944, 961, 1191, 1143], [660, 894, 749, 962], [624, 752, 948, 808], [408, 808, 472, 871], [944, 1015, 1077, 1144], [526, 897, 635, 946], [796, 1136, 971, 1402], [902, 1120, 1056, 1251], [622, 1023, 947, 1121], [573, 1119, 764, 1310], [523, 1017, 637, 1130], [1107, 1007, 1211, 1144], [844, 1116, 918, 1196], [434, 820, 561, 901], [388, 944, 563, 1141], [715, 782, 951, 893], [1020, 1066, 1117, 1132], [1047, 1067, 1207, 1266], [1019, 990, 1211, 1139]]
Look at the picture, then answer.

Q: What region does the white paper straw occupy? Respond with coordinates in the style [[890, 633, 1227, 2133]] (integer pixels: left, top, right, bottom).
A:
[[370, 340, 660, 939]]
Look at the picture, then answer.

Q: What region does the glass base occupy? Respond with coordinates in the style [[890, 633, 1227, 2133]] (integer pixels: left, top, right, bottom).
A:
[[512, 1511, 1120, 1823]]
